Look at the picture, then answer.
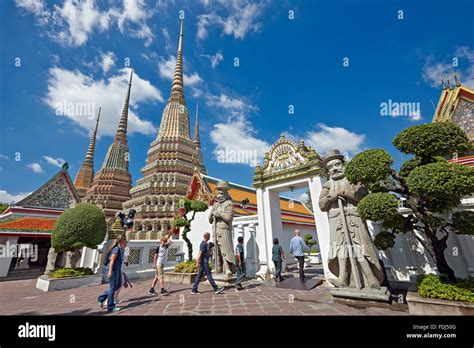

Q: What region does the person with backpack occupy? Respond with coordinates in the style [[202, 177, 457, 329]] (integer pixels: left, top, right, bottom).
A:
[[98, 235, 126, 312], [114, 240, 131, 304], [149, 235, 172, 296]]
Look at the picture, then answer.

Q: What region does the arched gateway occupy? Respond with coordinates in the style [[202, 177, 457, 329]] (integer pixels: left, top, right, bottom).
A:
[[253, 135, 332, 279]]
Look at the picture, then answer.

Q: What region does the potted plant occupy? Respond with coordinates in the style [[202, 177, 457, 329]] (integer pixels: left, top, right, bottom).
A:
[[164, 259, 212, 285], [36, 203, 107, 291], [304, 234, 318, 266]]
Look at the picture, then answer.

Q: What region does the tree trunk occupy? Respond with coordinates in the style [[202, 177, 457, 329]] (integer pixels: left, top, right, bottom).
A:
[[431, 238, 456, 282], [182, 227, 193, 261]]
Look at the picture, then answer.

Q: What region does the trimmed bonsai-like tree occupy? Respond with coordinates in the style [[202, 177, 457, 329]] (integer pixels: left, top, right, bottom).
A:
[[345, 122, 474, 282], [304, 233, 318, 254], [173, 199, 208, 261], [52, 203, 107, 268]]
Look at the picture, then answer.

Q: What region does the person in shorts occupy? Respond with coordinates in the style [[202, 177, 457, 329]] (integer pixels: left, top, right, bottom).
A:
[[149, 235, 172, 296]]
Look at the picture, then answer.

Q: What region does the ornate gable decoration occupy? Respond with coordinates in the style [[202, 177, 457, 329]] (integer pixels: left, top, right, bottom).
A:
[[253, 135, 324, 188], [16, 164, 80, 210]]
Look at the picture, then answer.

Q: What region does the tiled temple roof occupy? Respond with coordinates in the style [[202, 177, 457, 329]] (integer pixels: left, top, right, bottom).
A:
[[187, 171, 315, 226]]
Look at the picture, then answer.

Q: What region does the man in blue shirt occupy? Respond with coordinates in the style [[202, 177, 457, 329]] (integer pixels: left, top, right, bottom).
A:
[[98, 235, 126, 312], [191, 232, 225, 295], [289, 229, 310, 281]]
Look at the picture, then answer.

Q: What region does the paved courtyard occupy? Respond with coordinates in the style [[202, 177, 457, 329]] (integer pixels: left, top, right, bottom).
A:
[[0, 274, 408, 316]]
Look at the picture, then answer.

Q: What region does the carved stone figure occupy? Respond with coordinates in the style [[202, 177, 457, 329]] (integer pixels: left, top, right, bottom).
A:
[[318, 149, 384, 289], [44, 247, 57, 275], [209, 181, 236, 275], [65, 249, 82, 268]]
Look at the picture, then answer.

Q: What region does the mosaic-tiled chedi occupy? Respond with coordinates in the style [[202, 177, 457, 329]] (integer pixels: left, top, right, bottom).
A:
[[74, 107, 101, 199], [84, 69, 133, 219], [123, 19, 206, 239]]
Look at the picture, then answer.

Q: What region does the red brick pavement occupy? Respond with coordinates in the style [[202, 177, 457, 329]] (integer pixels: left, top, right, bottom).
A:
[[0, 277, 408, 316]]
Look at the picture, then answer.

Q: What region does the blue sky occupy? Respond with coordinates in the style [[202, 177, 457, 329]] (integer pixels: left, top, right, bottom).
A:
[[1, 0, 473, 203]]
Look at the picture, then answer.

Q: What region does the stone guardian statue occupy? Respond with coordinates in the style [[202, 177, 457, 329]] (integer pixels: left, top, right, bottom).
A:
[[318, 149, 385, 290], [209, 180, 236, 275]]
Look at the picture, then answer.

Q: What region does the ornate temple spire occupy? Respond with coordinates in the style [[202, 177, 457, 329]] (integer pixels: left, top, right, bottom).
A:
[[193, 102, 201, 146], [170, 19, 184, 98], [156, 19, 191, 140], [74, 107, 101, 198], [84, 107, 101, 164], [441, 79, 446, 90], [115, 68, 134, 144], [123, 19, 206, 237], [85, 71, 133, 217]]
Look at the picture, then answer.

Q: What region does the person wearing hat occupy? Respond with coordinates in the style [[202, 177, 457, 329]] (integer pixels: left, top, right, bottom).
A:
[[318, 149, 385, 289], [208, 180, 237, 275]]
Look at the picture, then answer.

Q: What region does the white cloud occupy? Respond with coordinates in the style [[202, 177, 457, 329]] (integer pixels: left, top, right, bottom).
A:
[[422, 46, 474, 88], [0, 154, 9, 160], [161, 27, 173, 54], [42, 156, 66, 168], [0, 190, 31, 204], [197, 0, 267, 40], [302, 124, 365, 156], [52, 0, 112, 46], [27, 163, 44, 173], [210, 115, 270, 167], [100, 51, 116, 73], [158, 56, 203, 86], [205, 93, 258, 113], [44, 67, 162, 137], [15, 0, 49, 24], [116, 0, 154, 47], [15, 0, 155, 47], [201, 51, 224, 68]]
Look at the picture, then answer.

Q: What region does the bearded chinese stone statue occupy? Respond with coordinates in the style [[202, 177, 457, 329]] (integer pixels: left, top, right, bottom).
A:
[[318, 149, 385, 289], [209, 180, 236, 275]]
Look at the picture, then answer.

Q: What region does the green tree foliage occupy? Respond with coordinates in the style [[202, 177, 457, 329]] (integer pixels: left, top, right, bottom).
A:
[[304, 234, 318, 253], [345, 122, 474, 282], [51, 203, 107, 252], [0, 203, 9, 214], [173, 199, 208, 261], [358, 192, 399, 222], [393, 122, 472, 159], [452, 211, 474, 235]]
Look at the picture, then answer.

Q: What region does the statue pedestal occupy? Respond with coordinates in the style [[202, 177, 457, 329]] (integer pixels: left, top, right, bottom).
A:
[[330, 286, 391, 302], [212, 273, 237, 287]]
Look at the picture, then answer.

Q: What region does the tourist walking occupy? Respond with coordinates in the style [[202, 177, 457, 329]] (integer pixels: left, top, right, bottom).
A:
[[233, 236, 245, 289], [114, 240, 131, 304], [191, 232, 225, 295], [98, 235, 126, 312], [149, 235, 172, 296], [272, 238, 285, 281], [289, 229, 309, 281]]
